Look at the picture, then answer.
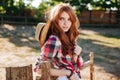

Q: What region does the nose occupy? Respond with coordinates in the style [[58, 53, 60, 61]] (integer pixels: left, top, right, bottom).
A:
[[63, 20, 67, 26]]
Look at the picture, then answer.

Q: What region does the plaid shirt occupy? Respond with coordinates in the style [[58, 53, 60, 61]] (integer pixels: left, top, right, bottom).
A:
[[34, 35, 83, 78]]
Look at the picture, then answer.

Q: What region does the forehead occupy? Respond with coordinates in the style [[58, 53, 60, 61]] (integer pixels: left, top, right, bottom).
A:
[[60, 11, 70, 18]]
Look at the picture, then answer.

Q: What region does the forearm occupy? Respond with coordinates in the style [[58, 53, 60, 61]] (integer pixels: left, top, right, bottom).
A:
[[50, 69, 71, 76], [36, 68, 71, 77], [81, 60, 90, 70]]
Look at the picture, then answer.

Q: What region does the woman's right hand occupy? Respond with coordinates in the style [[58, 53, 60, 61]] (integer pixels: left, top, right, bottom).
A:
[[74, 45, 82, 56], [70, 73, 81, 80], [36, 68, 42, 75]]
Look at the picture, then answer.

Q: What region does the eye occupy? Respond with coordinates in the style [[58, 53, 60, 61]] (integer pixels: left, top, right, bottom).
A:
[[59, 17, 64, 20], [68, 18, 71, 21]]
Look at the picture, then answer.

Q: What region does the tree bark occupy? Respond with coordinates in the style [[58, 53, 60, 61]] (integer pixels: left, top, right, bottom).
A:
[[40, 61, 51, 80], [6, 64, 33, 80]]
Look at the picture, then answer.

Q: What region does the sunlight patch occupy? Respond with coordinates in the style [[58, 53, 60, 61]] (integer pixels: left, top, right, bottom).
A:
[[2, 24, 16, 31]]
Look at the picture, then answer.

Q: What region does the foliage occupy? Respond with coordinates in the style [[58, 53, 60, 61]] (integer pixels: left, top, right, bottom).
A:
[[0, 0, 26, 15], [34, 0, 62, 21], [90, 0, 120, 10], [0, 0, 120, 22]]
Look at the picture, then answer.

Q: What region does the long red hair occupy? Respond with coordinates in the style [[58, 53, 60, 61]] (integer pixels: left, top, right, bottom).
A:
[[40, 3, 80, 55]]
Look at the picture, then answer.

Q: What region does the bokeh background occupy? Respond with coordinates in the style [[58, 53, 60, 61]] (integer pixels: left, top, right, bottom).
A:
[[0, 0, 120, 80]]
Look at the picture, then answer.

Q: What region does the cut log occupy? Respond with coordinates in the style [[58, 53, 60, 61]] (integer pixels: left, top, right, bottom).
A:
[[6, 64, 33, 80], [40, 61, 51, 80]]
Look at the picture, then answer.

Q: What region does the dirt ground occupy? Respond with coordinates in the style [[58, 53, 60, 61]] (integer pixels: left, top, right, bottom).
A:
[[0, 24, 120, 80]]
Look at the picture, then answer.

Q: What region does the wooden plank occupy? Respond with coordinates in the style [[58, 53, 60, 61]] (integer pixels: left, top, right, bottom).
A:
[[90, 52, 94, 80]]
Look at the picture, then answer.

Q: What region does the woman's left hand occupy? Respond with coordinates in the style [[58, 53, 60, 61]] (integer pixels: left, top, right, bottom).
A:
[[74, 45, 82, 56]]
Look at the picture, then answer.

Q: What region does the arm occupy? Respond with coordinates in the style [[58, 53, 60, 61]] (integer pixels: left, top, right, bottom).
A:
[[35, 36, 81, 79], [50, 69, 81, 80], [51, 69, 71, 76], [73, 44, 82, 63], [81, 60, 90, 70], [35, 35, 71, 77], [34, 35, 60, 73], [36, 68, 81, 80], [36, 68, 71, 77]]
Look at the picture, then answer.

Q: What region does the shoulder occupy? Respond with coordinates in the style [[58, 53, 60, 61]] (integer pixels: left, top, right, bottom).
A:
[[46, 35, 61, 45], [49, 35, 59, 40]]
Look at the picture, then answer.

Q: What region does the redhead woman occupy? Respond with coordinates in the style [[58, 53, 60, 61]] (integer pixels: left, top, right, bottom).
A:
[[34, 3, 83, 80]]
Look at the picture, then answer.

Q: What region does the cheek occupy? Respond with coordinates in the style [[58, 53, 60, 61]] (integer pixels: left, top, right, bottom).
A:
[[58, 21, 63, 28], [67, 21, 72, 28], [69, 22, 72, 26]]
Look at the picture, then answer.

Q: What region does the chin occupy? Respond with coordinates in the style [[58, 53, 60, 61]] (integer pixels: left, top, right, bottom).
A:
[[64, 30, 69, 33], [64, 30, 68, 32]]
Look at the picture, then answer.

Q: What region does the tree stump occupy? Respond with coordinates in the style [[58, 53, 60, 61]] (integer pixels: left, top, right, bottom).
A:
[[40, 61, 51, 80], [6, 64, 33, 80]]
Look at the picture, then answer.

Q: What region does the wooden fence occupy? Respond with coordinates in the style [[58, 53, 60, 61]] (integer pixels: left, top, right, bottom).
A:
[[6, 52, 94, 80], [0, 15, 42, 25], [79, 10, 120, 27], [0, 10, 120, 27]]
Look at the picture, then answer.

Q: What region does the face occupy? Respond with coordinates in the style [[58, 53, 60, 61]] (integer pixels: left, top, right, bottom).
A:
[[58, 11, 72, 32]]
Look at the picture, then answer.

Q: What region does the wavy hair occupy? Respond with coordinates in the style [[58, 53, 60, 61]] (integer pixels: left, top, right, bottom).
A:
[[40, 3, 80, 55]]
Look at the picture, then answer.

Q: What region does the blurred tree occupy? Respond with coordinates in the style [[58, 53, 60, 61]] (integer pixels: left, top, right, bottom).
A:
[[36, 0, 61, 20], [62, 0, 120, 11], [0, 0, 26, 15], [115, 0, 120, 11], [36, 0, 91, 17], [115, 0, 120, 23], [65, 0, 91, 14], [90, 0, 120, 10], [0, 0, 119, 22]]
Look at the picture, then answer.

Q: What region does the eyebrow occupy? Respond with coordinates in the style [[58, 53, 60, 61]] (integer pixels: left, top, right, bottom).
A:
[[59, 16, 70, 19]]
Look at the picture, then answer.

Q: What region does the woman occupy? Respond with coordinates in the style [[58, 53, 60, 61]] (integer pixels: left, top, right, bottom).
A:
[[34, 3, 83, 80]]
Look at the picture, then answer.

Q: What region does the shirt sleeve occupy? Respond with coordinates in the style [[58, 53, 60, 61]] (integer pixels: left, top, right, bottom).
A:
[[41, 35, 60, 60], [34, 35, 60, 72], [77, 55, 84, 68]]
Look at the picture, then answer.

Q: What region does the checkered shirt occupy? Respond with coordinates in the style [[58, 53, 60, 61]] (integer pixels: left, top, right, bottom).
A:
[[34, 35, 83, 77]]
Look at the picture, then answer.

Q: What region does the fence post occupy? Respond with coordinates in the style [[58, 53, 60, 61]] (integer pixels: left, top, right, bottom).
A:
[[6, 64, 33, 80], [25, 13, 28, 26], [1, 15, 3, 25], [89, 10, 92, 24], [90, 52, 94, 80], [25, 16, 27, 26]]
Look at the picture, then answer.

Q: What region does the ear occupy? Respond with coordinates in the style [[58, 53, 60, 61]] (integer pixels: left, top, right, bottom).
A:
[[35, 22, 46, 41]]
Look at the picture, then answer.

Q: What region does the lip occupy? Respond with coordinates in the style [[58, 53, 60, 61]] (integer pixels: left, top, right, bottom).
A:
[[63, 26, 68, 29]]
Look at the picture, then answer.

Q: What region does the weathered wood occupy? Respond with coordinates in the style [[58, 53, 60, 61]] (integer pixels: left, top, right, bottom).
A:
[[36, 76, 41, 80], [40, 61, 51, 80], [6, 64, 33, 80], [90, 52, 94, 80], [35, 53, 94, 80]]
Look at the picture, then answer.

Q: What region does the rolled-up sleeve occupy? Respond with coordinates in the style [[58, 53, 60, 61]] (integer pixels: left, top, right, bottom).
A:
[[41, 35, 60, 59], [34, 35, 60, 72]]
